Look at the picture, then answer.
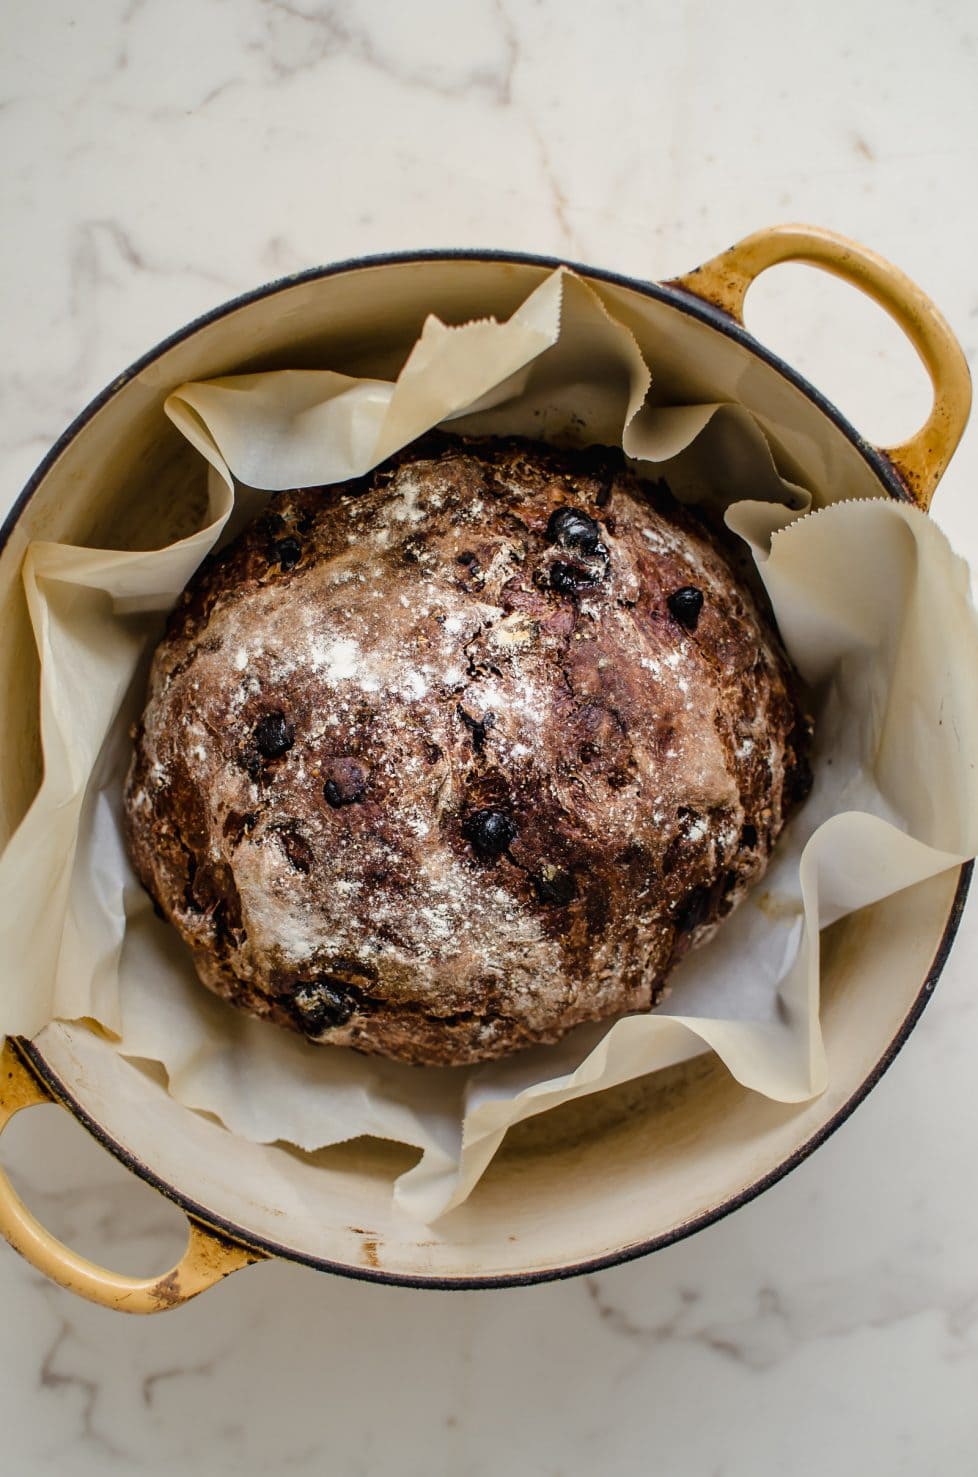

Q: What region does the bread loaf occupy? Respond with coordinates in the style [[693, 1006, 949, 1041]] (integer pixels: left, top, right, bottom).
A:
[[124, 436, 811, 1065]]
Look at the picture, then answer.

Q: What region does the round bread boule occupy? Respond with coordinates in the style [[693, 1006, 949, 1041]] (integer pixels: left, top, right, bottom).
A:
[[124, 435, 812, 1066]]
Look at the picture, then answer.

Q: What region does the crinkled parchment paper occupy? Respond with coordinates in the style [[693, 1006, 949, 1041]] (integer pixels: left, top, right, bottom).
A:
[[3, 268, 978, 1223]]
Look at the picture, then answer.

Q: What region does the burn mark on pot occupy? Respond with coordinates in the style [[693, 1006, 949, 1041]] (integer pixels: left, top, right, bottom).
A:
[[348, 1226, 382, 1268]]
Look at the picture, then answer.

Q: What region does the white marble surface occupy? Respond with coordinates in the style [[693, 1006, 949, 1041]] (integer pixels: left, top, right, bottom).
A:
[[2, 0, 978, 1471]]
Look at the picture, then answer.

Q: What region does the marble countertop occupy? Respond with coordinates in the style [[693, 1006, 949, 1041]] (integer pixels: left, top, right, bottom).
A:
[[2, 1, 977, 1472]]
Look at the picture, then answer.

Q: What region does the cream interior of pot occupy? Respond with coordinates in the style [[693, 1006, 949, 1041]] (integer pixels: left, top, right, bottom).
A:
[[0, 260, 961, 1280]]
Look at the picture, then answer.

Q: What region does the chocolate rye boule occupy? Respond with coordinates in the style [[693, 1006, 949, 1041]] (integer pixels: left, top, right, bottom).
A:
[[124, 435, 812, 1066]]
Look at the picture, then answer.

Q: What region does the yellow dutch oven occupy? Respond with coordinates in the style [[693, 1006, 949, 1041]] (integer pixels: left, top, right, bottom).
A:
[[0, 225, 971, 1312]]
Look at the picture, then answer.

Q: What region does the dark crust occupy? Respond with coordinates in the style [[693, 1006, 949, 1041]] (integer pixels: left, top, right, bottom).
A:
[[124, 434, 812, 1066]]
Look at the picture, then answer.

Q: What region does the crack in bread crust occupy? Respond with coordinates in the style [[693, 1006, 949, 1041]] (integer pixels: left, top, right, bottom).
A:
[[124, 435, 812, 1066]]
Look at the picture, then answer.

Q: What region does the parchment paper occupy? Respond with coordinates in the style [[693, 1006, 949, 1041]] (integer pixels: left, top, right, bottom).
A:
[[2, 267, 977, 1223]]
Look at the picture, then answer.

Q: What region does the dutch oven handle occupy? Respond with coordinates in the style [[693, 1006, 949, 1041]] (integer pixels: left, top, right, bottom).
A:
[[667, 224, 972, 509], [0, 1039, 263, 1313]]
